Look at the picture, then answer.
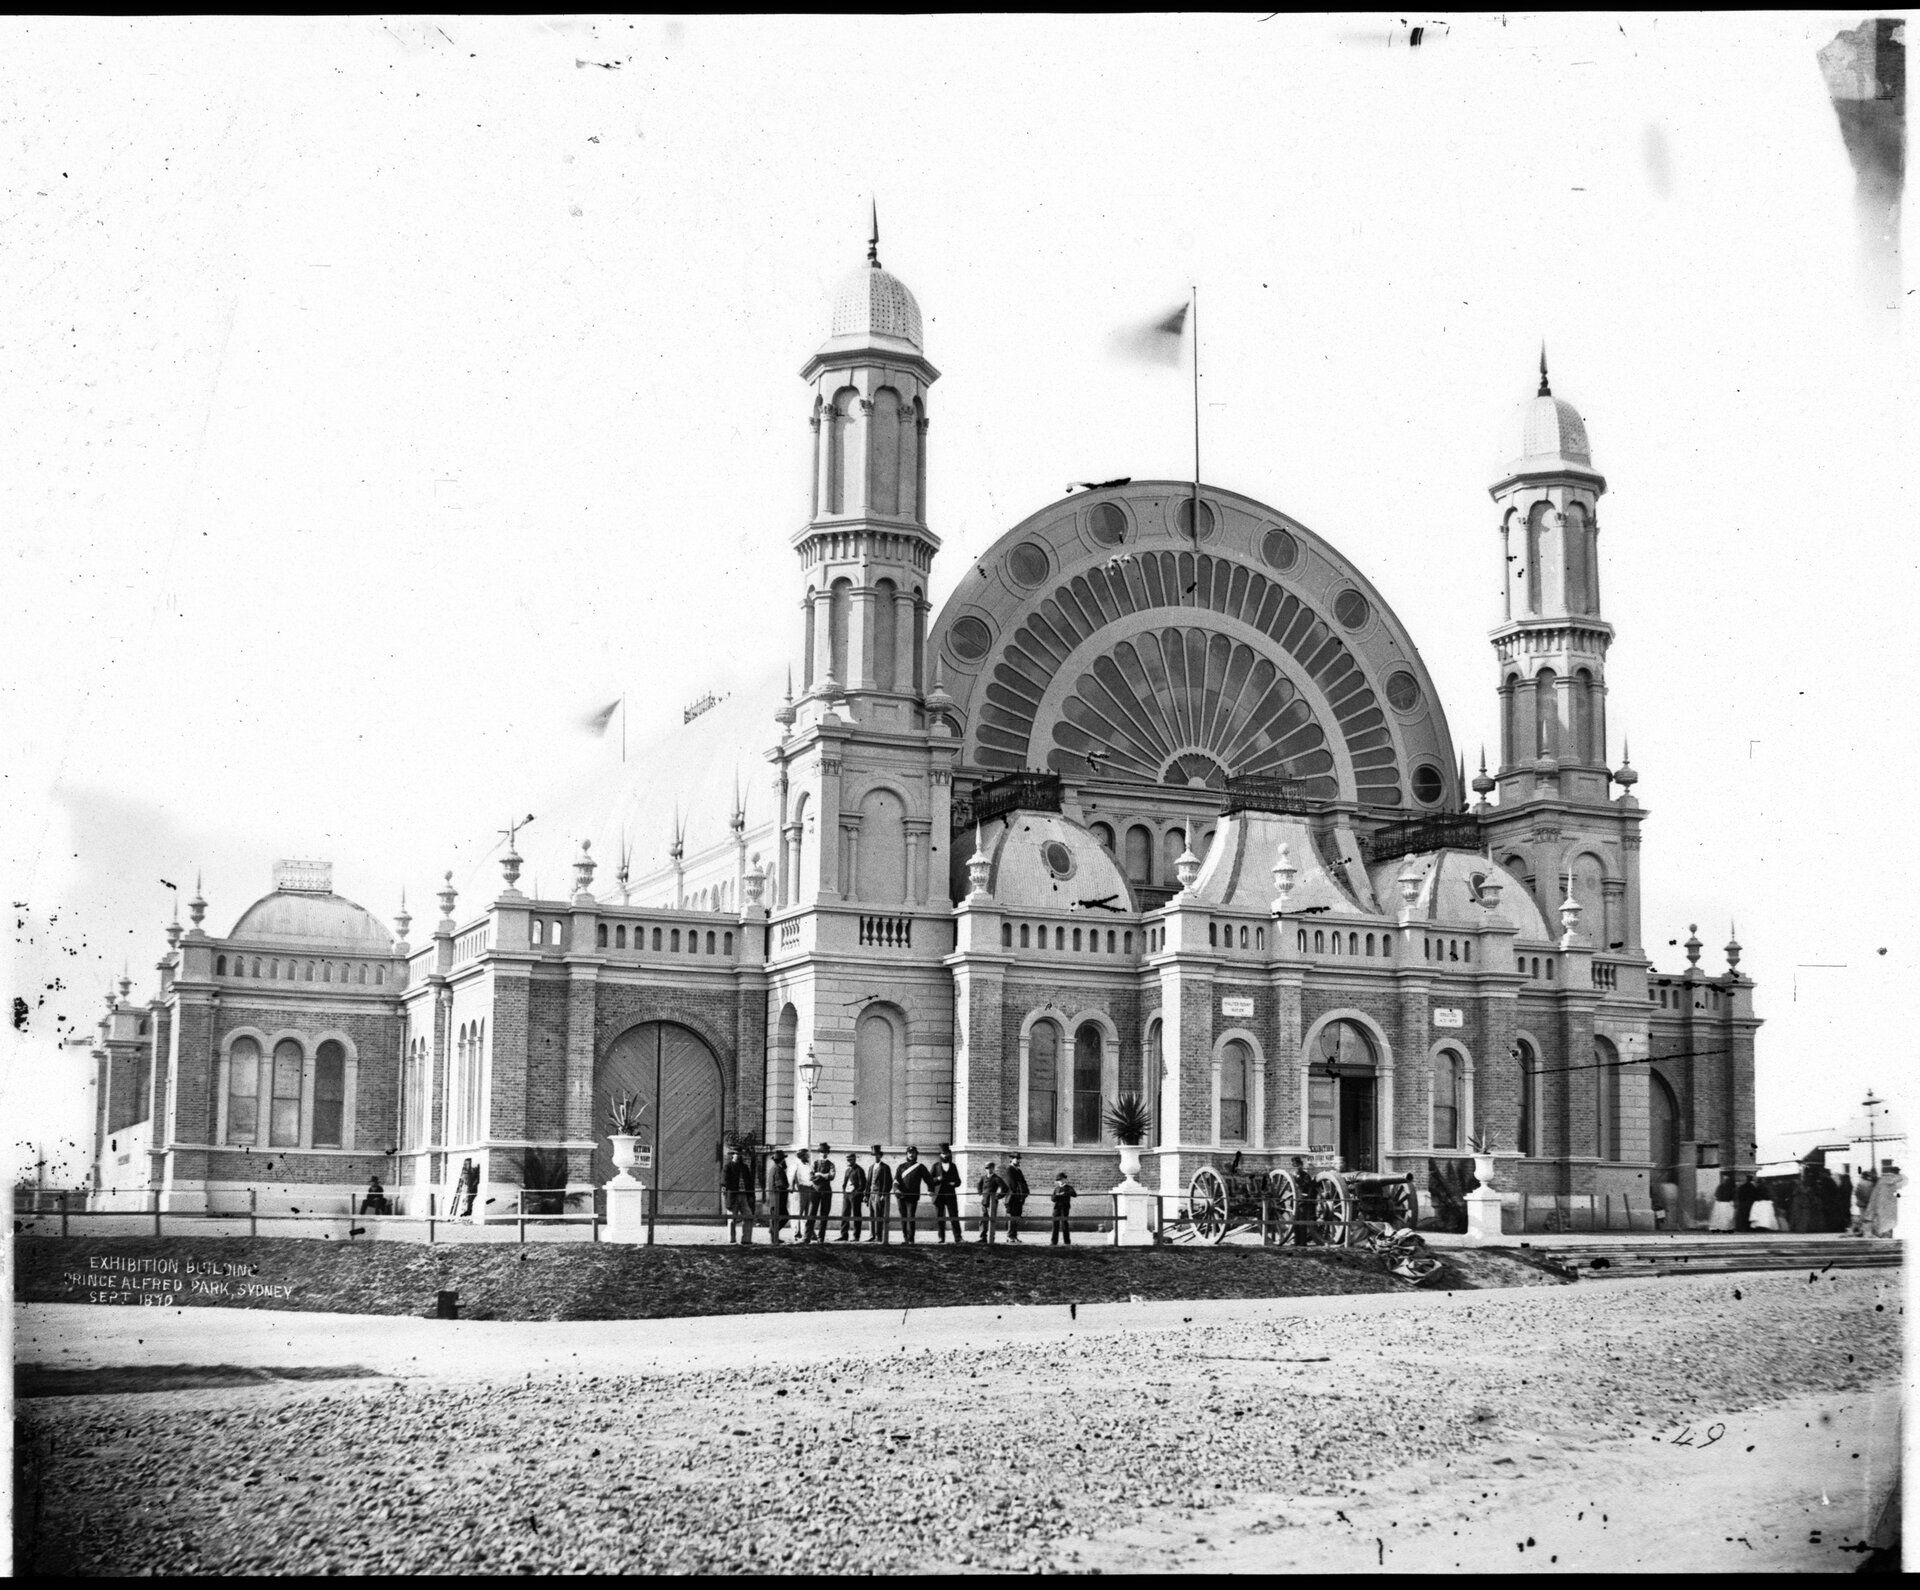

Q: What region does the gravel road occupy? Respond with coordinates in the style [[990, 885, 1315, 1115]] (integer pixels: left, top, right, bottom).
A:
[[14, 1269, 1902, 1574]]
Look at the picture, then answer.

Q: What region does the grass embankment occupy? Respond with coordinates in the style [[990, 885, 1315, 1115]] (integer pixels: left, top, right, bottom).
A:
[[17, 1234, 1566, 1322]]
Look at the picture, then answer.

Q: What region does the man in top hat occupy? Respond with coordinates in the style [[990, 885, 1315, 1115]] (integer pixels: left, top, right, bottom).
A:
[[894, 1146, 927, 1243], [867, 1146, 893, 1243], [808, 1144, 837, 1244], [837, 1150, 868, 1242], [930, 1144, 964, 1244], [1003, 1153, 1029, 1243]]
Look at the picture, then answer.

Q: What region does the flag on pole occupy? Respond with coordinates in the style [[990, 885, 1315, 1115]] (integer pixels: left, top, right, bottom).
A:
[[1109, 302, 1190, 365], [581, 698, 622, 735]]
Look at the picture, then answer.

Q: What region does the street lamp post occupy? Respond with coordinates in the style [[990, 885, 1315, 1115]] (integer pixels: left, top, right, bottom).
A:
[[798, 1044, 822, 1144], [1863, 1089, 1884, 1174]]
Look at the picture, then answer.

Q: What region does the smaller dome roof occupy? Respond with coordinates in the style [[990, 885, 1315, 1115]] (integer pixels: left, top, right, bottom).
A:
[[1366, 851, 1552, 940], [829, 262, 923, 351], [1513, 392, 1591, 465], [228, 888, 394, 951], [981, 813, 1133, 913]]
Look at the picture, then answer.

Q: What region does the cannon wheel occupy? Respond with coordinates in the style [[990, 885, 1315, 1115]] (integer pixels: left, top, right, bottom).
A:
[[1188, 1167, 1230, 1244], [1383, 1177, 1419, 1231], [1265, 1171, 1298, 1246], [1315, 1171, 1354, 1247]]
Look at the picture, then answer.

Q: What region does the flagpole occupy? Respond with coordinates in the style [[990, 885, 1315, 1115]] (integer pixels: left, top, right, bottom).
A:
[[1190, 285, 1201, 571]]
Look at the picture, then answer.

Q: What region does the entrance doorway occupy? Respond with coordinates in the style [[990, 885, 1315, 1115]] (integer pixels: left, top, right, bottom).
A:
[[1310, 1019, 1380, 1173], [594, 1022, 725, 1217]]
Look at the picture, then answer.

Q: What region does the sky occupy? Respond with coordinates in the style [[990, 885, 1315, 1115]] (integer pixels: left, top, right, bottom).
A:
[[4, 13, 1911, 1179]]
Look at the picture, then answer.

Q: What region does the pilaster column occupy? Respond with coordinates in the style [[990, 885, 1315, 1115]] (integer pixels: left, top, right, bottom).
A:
[[893, 586, 919, 693], [840, 813, 863, 899], [811, 589, 835, 693], [904, 818, 933, 905], [849, 584, 878, 690]]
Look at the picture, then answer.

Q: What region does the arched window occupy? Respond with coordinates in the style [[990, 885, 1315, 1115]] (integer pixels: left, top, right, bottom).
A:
[[322, 961, 333, 984], [1220, 1039, 1250, 1142], [615, 925, 627, 948], [1535, 668, 1559, 759], [1073, 1024, 1105, 1143], [1329, 931, 1340, 955], [653, 928, 662, 950], [1365, 934, 1375, 956], [1019, 924, 1030, 948], [357, 964, 367, 985], [671, 929, 680, 952], [313, 1040, 346, 1148], [1107, 930, 1116, 953], [1502, 672, 1524, 769], [724, 931, 733, 954], [252, 958, 261, 977], [1314, 930, 1325, 953], [1124, 931, 1133, 953], [597, 924, 609, 948], [1073, 927, 1083, 951], [1517, 1039, 1541, 1157], [1002, 923, 1013, 948], [1433, 1048, 1462, 1149], [269, 1039, 303, 1147], [226, 1037, 261, 1144], [1350, 933, 1359, 955], [873, 576, 899, 689], [1163, 827, 1187, 879], [216, 955, 227, 975], [870, 388, 902, 516], [854, 1006, 901, 1144], [1208, 923, 1217, 948], [803, 585, 818, 687], [1146, 1017, 1165, 1148], [1595, 1036, 1621, 1161], [1090, 821, 1115, 852], [1298, 929, 1308, 953], [706, 931, 716, 954], [858, 787, 908, 904], [829, 578, 852, 683], [532, 920, 544, 946], [1525, 501, 1548, 612], [1571, 668, 1595, 762], [374, 966, 385, 986], [826, 387, 857, 514], [1027, 1020, 1060, 1144], [1055, 926, 1065, 950], [1124, 825, 1153, 886]]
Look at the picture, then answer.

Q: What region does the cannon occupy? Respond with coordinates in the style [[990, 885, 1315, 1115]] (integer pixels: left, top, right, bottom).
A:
[[1312, 1167, 1419, 1248], [1183, 1156, 1302, 1245]]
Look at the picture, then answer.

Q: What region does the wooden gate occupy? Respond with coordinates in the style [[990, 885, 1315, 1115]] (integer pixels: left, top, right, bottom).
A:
[[594, 1022, 725, 1216]]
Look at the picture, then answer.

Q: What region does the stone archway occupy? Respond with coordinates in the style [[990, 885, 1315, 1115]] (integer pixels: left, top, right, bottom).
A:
[[595, 1022, 725, 1217]]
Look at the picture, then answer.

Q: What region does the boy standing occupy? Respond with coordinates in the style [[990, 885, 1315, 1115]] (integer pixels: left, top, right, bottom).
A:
[[1050, 1172, 1077, 1245]]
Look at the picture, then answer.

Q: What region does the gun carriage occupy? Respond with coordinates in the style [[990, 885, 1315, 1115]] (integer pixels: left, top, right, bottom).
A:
[[1182, 1158, 1420, 1248]]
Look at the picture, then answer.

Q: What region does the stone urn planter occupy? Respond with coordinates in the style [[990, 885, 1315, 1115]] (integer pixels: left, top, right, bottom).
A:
[[609, 1134, 642, 1185], [1471, 1152, 1497, 1192], [1117, 1143, 1145, 1182]]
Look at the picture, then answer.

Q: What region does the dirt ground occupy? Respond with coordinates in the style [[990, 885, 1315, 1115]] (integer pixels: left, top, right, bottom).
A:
[[13, 1233, 1565, 1320], [12, 1267, 1901, 1574]]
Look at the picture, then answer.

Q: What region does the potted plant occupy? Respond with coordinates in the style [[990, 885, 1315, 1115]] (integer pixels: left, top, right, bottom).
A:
[[1103, 1094, 1152, 1181], [1467, 1133, 1496, 1192], [607, 1095, 649, 1184], [521, 1147, 570, 1217]]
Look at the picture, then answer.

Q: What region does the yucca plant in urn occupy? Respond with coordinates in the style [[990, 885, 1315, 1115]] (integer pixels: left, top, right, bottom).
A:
[[1467, 1132, 1496, 1192], [607, 1095, 650, 1185], [1104, 1094, 1152, 1183]]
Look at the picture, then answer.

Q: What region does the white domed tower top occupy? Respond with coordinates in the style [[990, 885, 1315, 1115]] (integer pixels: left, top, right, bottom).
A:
[[1497, 347, 1601, 486], [818, 202, 924, 356]]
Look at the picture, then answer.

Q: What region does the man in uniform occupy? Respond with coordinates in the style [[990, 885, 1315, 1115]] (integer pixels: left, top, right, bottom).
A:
[[1003, 1154, 1029, 1243], [894, 1146, 927, 1243], [867, 1146, 893, 1243], [930, 1144, 964, 1244], [766, 1149, 790, 1244], [837, 1150, 868, 1241], [975, 1160, 1008, 1245], [792, 1147, 814, 1240], [808, 1143, 837, 1244], [723, 1144, 756, 1244]]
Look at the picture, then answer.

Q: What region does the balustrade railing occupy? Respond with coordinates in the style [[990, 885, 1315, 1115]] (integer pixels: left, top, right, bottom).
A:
[[858, 915, 913, 949]]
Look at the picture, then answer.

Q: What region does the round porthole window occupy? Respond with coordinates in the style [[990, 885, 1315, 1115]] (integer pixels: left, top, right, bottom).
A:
[[1008, 542, 1051, 586], [1333, 589, 1371, 630], [1041, 839, 1076, 880], [1385, 669, 1420, 711], [948, 615, 992, 663], [1089, 502, 1127, 546], [1175, 498, 1216, 539], [1261, 528, 1299, 571], [1411, 763, 1445, 805]]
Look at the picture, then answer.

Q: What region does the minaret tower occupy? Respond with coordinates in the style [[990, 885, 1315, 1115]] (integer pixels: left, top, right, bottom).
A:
[[765, 213, 960, 1156], [793, 203, 940, 716], [1482, 353, 1643, 958]]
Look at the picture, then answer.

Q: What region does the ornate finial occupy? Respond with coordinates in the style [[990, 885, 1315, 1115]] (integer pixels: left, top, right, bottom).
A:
[[1174, 844, 1202, 894], [1476, 869, 1504, 914], [1725, 921, 1742, 973], [573, 839, 597, 901], [670, 808, 685, 865], [165, 895, 183, 949], [731, 774, 746, 836], [1471, 746, 1496, 810], [868, 198, 880, 267], [498, 813, 532, 894], [117, 968, 132, 1001], [617, 833, 631, 889], [966, 824, 992, 900], [394, 888, 412, 948], [437, 870, 458, 927], [1558, 870, 1583, 946], [188, 870, 206, 931], [1685, 923, 1702, 968], [1270, 841, 1297, 912], [745, 864, 767, 912], [1396, 855, 1424, 923], [1613, 737, 1639, 793], [1538, 342, 1551, 397]]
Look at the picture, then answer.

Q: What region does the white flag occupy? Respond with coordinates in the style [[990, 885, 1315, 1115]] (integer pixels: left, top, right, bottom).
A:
[[1110, 302, 1190, 365]]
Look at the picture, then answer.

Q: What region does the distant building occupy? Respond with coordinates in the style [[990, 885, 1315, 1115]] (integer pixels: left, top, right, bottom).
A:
[[90, 222, 1760, 1225]]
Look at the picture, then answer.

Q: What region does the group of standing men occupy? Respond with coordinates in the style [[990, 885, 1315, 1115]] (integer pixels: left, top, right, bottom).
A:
[[722, 1144, 1079, 1246]]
